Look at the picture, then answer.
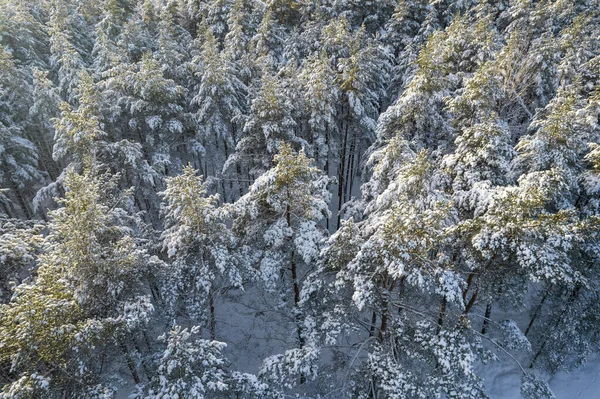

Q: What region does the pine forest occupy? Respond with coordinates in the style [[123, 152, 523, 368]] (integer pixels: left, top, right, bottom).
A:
[[1, 0, 600, 397]]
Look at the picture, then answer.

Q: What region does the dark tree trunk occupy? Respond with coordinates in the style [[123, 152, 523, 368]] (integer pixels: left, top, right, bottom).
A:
[[337, 105, 351, 229], [287, 202, 305, 384], [525, 288, 549, 337], [209, 288, 216, 341], [118, 338, 141, 384], [481, 302, 492, 334], [369, 311, 377, 337], [436, 296, 447, 335]]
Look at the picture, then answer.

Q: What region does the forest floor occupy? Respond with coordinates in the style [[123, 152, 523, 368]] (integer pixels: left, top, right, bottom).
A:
[[482, 353, 600, 399]]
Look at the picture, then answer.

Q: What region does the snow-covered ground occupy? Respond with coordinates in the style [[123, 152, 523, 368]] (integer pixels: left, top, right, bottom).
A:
[[482, 353, 600, 399]]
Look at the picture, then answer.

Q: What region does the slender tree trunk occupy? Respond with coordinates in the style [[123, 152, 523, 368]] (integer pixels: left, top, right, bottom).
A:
[[397, 276, 406, 314], [143, 330, 153, 352], [133, 339, 150, 381], [462, 272, 476, 304], [118, 338, 141, 384], [223, 139, 234, 199], [346, 131, 358, 203], [347, 144, 356, 202], [99, 351, 106, 374], [343, 134, 354, 203], [11, 181, 32, 219], [378, 312, 388, 342], [369, 311, 377, 337], [324, 125, 330, 176], [481, 302, 492, 334], [236, 164, 244, 198], [1, 202, 14, 218], [525, 288, 549, 336], [436, 296, 447, 335], [324, 126, 330, 231], [463, 287, 479, 315], [337, 105, 350, 229], [209, 288, 216, 341], [287, 202, 305, 384], [530, 341, 546, 368], [136, 129, 150, 162]]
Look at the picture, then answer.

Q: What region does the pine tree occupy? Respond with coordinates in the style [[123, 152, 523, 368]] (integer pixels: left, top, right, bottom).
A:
[[160, 166, 244, 338], [232, 144, 330, 387], [0, 218, 43, 303], [47, 0, 87, 102], [28, 69, 62, 183], [298, 51, 339, 173], [191, 27, 247, 191], [0, 46, 44, 219], [442, 114, 515, 216], [133, 325, 229, 398], [0, 0, 48, 67], [101, 53, 187, 176], [226, 72, 302, 179], [155, 2, 193, 83], [224, 0, 258, 84], [51, 70, 158, 225], [335, 25, 390, 225], [133, 324, 275, 398], [250, 8, 285, 68], [0, 167, 153, 396], [204, 0, 231, 46]]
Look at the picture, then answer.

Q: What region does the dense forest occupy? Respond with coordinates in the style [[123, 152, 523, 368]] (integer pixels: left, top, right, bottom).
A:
[[1, 0, 600, 397]]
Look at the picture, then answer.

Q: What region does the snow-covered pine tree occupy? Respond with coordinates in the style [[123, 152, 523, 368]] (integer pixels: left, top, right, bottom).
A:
[[226, 71, 302, 179], [28, 69, 62, 183], [47, 0, 88, 103], [51, 70, 158, 223], [160, 166, 244, 338], [231, 143, 330, 388], [0, 166, 153, 396], [191, 27, 247, 197], [203, 0, 231, 46], [101, 52, 188, 177], [0, 0, 48, 67], [132, 324, 275, 399], [250, 8, 285, 69], [0, 46, 44, 220], [0, 218, 43, 303], [224, 0, 259, 85], [154, 1, 193, 84], [335, 25, 390, 226], [298, 51, 339, 173]]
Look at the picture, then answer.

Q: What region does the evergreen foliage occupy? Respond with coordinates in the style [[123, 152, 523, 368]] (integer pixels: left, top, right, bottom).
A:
[[0, 0, 599, 397]]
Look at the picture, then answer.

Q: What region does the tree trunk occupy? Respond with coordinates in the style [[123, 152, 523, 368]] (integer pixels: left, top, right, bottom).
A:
[[223, 139, 234, 200], [462, 272, 476, 304], [343, 133, 354, 203], [1, 202, 14, 218], [345, 132, 357, 203], [118, 338, 141, 384], [337, 105, 351, 229], [525, 288, 549, 337], [463, 287, 479, 315], [133, 339, 150, 381], [436, 296, 447, 335], [481, 302, 492, 334], [11, 181, 32, 219], [287, 202, 305, 384], [378, 312, 388, 342], [369, 311, 377, 337], [324, 125, 330, 176], [209, 288, 216, 341]]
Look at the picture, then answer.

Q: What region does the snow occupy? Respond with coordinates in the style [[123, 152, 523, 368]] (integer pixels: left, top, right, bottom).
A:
[[481, 353, 600, 399]]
